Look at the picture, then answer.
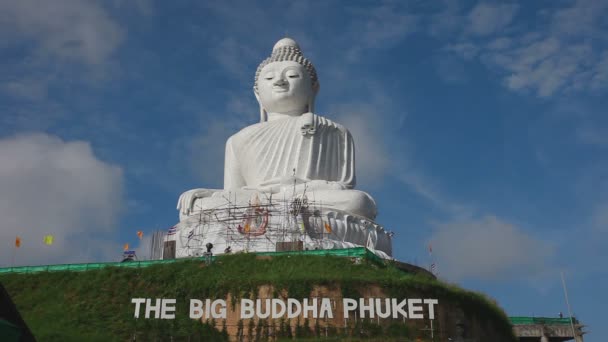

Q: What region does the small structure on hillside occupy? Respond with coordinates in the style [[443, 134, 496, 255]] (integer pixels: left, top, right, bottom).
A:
[[511, 316, 586, 342]]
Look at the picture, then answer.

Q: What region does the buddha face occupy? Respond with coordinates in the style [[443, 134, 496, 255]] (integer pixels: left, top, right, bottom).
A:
[[256, 61, 313, 115]]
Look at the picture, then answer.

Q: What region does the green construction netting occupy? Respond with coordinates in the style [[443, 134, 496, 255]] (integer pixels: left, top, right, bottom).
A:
[[0, 247, 383, 275], [509, 316, 576, 325]]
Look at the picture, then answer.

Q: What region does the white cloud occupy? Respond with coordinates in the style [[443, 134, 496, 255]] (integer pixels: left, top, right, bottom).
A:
[[467, 3, 519, 36], [358, 5, 418, 49], [591, 51, 608, 90], [576, 124, 608, 147], [551, 0, 608, 38], [592, 202, 608, 232], [212, 37, 261, 83], [438, 1, 608, 97], [481, 37, 598, 97], [444, 42, 479, 60], [429, 0, 465, 37], [509, 44, 589, 96], [341, 4, 418, 62], [430, 216, 554, 280], [0, 0, 124, 65], [434, 56, 469, 84], [486, 37, 512, 51], [2, 78, 50, 102], [0, 133, 124, 266], [398, 170, 474, 218]]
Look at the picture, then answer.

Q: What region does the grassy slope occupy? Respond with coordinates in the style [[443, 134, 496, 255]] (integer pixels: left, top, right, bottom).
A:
[[0, 254, 516, 341]]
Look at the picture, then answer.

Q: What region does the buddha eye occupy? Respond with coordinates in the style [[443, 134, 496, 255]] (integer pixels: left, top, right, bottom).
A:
[[264, 73, 275, 80], [286, 71, 300, 78]]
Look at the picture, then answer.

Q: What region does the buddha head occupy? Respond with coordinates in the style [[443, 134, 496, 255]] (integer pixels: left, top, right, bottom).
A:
[[254, 38, 320, 121]]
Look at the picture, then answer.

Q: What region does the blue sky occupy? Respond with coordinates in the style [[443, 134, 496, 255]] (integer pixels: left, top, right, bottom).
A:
[[1, 0, 606, 339]]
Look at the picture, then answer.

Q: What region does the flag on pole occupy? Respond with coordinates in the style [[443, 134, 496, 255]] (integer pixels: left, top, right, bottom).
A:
[[430, 263, 436, 273], [324, 222, 332, 234], [15, 236, 21, 248], [167, 226, 177, 235], [123, 243, 129, 251], [43, 235, 54, 245], [137, 231, 143, 240]]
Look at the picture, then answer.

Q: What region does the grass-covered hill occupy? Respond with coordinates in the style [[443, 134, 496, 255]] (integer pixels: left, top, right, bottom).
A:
[[0, 253, 517, 341]]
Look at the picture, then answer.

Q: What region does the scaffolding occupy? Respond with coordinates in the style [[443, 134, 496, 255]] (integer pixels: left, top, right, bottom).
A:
[[166, 191, 393, 260]]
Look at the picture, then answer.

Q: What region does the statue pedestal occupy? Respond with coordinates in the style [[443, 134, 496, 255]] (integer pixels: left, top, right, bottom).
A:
[[166, 195, 392, 259]]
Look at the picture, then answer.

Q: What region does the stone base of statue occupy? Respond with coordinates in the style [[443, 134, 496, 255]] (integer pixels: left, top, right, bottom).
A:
[[164, 191, 392, 259]]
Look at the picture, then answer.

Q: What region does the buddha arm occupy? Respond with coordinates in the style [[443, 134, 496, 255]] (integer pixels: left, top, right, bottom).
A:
[[224, 136, 246, 190], [340, 128, 356, 189]]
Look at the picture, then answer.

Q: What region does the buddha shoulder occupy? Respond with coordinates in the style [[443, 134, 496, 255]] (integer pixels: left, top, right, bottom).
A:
[[314, 114, 348, 132], [226, 120, 268, 145]]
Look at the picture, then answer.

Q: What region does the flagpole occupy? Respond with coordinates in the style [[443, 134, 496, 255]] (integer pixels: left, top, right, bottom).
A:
[[428, 242, 436, 275], [10, 245, 16, 267], [560, 271, 577, 339], [11, 236, 19, 267]]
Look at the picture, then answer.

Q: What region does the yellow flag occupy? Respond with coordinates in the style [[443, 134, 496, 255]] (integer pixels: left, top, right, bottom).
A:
[[15, 236, 21, 248], [137, 231, 143, 240], [324, 222, 332, 234], [123, 243, 129, 251], [43, 235, 54, 245]]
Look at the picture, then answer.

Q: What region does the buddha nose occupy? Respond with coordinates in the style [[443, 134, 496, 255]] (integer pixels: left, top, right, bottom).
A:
[[273, 77, 287, 86]]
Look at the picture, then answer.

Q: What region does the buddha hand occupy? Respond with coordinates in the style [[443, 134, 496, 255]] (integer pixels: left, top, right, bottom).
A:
[[299, 112, 316, 136], [176, 188, 218, 216]]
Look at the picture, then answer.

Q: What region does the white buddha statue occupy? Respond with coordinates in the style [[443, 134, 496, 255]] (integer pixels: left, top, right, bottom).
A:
[[170, 38, 391, 258], [178, 38, 377, 220]]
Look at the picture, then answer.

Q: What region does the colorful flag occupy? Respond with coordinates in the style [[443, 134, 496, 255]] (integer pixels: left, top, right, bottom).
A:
[[167, 226, 177, 235], [137, 231, 143, 240], [430, 263, 436, 273], [324, 222, 332, 234], [15, 236, 21, 248], [123, 243, 129, 251], [43, 235, 54, 245]]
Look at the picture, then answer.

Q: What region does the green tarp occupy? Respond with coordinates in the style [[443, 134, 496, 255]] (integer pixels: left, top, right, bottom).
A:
[[0, 247, 383, 275], [509, 316, 576, 325]]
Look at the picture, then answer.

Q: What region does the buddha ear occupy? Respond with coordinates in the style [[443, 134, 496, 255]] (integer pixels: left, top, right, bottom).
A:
[[307, 98, 314, 113], [312, 83, 320, 95], [254, 91, 267, 122], [308, 84, 319, 113]]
